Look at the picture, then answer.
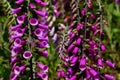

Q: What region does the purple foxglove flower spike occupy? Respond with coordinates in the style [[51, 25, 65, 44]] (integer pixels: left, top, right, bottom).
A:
[[79, 56, 86, 71], [106, 60, 115, 68], [17, 14, 26, 24], [35, 10, 48, 17], [104, 74, 115, 80], [29, 3, 36, 9], [23, 51, 32, 59], [11, 7, 22, 14], [15, 0, 24, 5], [29, 18, 38, 26]]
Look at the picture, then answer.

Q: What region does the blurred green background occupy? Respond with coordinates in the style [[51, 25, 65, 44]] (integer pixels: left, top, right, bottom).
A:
[[0, 0, 120, 80]]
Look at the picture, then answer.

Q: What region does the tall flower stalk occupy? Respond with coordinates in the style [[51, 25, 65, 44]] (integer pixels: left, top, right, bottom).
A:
[[9, 0, 49, 80]]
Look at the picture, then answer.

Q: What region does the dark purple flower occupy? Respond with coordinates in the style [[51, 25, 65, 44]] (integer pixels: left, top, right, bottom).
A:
[[11, 46, 22, 57], [68, 44, 75, 53], [81, 8, 86, 16], [10, 72, 18, 80], [14, 28, 26, 37], [23, 51, 32, 59], [11, 7, 22, 14], [29, 18, 38, 26], [38, 50, 48, 58], [14, 38, 24, 47], [89, 68, 98, 77], [38, 41, 49, 48]]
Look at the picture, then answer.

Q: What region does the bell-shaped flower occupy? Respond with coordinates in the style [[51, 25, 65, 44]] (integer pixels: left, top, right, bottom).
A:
[[70, 55, 78, 66], [14, 38, 25, 47], [35, 10, 47, 17], [17, 14, 26, 24], [72, 47, 79, 55], [104, 74, 114, 80], [15, 0, 24, 5], [36, 72, 48, 80], [97, 58, 103, 68], [35, 0, 47, 6], [11, 7, 22, 14], [10, 72, 18, 80], [14, 28, 26, 37], [76, 37, 82, 46], [38, 41, 49, 48], [81, 8, 86, 16], [37, 62, 49, 72], [79, 56, 86, 71], [34, 28, 44, 37], [106, 60, 115, 68], [10, 24, 21, 31], [11, 46, 22, 57], [38, 50, 48, 58], [68, 44, 75, 53], [38, 23, 48, 29], [29, 3, 36, 9], [76, 23, 84, 31], [101, 44, 106, 51], [23, 51, 32, 59], [89, 68, 99, 77], [86, 69, 91, 79], [29, 18, 38, 26]]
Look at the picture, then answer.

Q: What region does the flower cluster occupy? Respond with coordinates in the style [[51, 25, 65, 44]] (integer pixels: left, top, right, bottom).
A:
[[9, 0, 49, 80], [57, 0, 115, 80]]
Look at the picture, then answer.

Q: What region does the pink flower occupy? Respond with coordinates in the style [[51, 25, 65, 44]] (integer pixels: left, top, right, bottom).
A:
[[11, 7, 22, 14], [23, 51, 32, 59], [29, 18, 38, 26]]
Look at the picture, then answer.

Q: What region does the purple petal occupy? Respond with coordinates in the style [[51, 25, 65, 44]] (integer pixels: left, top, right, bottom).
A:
[[23, 51, 32, 59], [11, 7, 22, 14], [29, 18, 38, 26]]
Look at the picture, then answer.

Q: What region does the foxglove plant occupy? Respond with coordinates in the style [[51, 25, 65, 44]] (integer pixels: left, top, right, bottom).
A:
[[56, 0, 115, 80], [9, 0, 49, 80]]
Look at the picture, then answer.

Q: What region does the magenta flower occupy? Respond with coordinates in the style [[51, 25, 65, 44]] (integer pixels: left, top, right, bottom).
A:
[[72, 47, 79, 55], [37, 62, 49, 72], [89, 68, 99, 77], [29, 3, 36, 9], [101, 44, 106, 51], [35, 10, 47, 17], [106, 60, 115, 68], [10, 24, 21, 31], [13, 38, 24, 47], [11, 46, 22, 57], [104, 74, 115, 80], [68, 44, 75, 53], [35, 0, 47, 6], [97, 58, 103, 68], [15, 0, 24, 5], [14, 28, 26, 37], [29, 18, 38, 26], [70, 55, 78, 66], [38, 50, 48, 58], [36, 72, 48, 80], [17, 14, 26, 24], [79, 56, 86, 71], [38, 23, 48, 29], [76, 37, 82, 45], [11, 7, 22, 14], [81, 8, 86, 16], [23, 51, 32, 59], [38, 41, 49, 48], [86, 69, 91, 79], [10, 72, 18, 80]]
